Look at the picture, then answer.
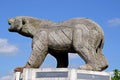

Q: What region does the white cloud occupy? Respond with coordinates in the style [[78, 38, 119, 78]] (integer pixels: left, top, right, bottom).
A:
[[0, 74, 14, 80], [0, 38, 18, 54], [108, 18, 120, 27]]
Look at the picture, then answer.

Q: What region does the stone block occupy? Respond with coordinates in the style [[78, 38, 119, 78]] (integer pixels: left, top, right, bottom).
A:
[[14, 68, 111, 80]]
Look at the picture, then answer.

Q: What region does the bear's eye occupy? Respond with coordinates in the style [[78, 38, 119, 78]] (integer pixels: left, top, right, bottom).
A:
[[22, 20, 26, 25]]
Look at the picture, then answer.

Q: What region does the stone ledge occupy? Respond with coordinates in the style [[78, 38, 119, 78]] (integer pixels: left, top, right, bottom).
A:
[[14, 68, 111, 80]]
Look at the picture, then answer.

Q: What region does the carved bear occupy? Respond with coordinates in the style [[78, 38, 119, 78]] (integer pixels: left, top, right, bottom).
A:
[[8, 16, 108, 72]]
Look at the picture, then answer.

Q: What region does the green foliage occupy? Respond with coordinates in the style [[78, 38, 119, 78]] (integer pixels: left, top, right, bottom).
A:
[[112, 69, 120, 80]]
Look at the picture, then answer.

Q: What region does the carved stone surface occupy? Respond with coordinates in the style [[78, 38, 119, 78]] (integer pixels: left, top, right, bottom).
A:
[[8, 16, 108, 71]]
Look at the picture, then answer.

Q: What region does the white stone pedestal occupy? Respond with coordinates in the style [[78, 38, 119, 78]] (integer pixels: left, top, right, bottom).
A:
[[14, 68, 111, 80]]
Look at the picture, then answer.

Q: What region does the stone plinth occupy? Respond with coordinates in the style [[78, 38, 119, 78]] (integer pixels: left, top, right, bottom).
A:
[[14, 68, 111, 80]]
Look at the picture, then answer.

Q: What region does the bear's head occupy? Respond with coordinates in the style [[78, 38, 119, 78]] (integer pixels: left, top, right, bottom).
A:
[[8, 16, 41, 38]]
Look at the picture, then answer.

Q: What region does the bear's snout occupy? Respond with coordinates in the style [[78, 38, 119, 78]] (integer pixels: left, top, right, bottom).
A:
[[8, 18, 16, 32], [8, 18, 15, 24]]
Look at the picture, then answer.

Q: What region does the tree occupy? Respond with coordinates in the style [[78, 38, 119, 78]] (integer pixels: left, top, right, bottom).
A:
[[112, 69, 120, 80]]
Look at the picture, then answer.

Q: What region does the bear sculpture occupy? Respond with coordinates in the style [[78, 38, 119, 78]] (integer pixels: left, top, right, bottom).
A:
[[8, 16, 108, 72]]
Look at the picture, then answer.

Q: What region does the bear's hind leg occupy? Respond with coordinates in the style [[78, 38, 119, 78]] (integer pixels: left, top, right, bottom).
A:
[[73, 25, 105, 71], [75, 46, 107, 71], [74, 46, 97, 71], [50, 52, 68, 68], [56, 53, 68, 68]]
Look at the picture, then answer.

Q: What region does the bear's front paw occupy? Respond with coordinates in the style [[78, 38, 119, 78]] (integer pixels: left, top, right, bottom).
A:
[[14, 67, 24, 72]]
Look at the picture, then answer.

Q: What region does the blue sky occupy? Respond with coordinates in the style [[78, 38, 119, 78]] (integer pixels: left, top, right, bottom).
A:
[[0, 0, 120, 79]]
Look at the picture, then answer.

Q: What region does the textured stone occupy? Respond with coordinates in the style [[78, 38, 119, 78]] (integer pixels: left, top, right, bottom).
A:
[[8, 16, 108, 71]]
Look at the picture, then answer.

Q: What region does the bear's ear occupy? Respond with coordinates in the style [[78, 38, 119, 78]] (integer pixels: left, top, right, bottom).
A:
[[22, 19, 26, 25], [22, 18, 28, 25]]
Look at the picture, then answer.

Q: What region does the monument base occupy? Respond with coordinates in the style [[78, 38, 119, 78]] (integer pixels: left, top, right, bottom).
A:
[[14, 68, 111, 80]]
